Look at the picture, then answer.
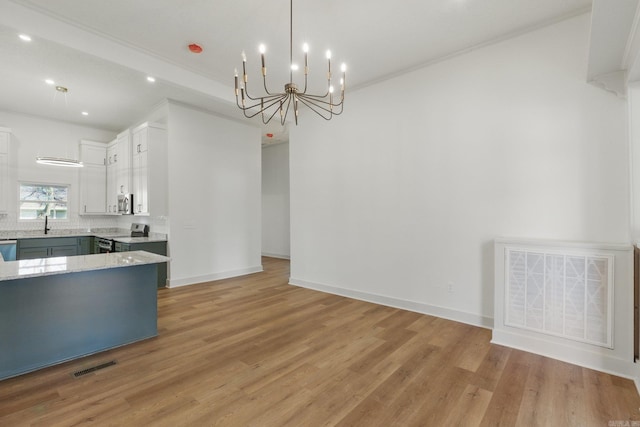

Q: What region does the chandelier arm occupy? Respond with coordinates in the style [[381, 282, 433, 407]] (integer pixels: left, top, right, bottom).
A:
[[298, 89, 332, 99], [297, 96, 334, 120], [298, 94, 344, 116], [243, 80, 283, 100], [237, 95, 276, 111], [279, 95, 294, 125], [262, 75, 278, 96], [240, 90, 284, 102], [239, 94, 288, 118], [262, 95, 290, 124], [298, 93, 344, 108]]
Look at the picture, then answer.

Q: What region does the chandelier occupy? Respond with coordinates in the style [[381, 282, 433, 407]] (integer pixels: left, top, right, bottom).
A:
[[234, 0, 346, 125]]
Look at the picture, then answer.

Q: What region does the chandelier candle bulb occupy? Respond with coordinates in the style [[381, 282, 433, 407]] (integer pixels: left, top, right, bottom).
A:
[[259, 44, 266, 76], [234, 69, 239, 95]]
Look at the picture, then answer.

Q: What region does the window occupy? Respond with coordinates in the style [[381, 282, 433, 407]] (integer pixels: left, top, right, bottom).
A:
[[19, 183, 69, 219]]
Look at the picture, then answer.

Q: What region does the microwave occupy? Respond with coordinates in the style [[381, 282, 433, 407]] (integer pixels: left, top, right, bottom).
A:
[[117, 193, 134, 214]]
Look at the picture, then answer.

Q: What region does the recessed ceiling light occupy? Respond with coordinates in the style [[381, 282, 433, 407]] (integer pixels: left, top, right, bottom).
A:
[[44, 79, 55, 85], [81, 111, 89, 116], [18, 34, 32, 42], [147, 76, 156, 83]]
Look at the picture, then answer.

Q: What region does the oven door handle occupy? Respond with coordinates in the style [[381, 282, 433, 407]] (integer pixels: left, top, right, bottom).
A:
[[97, 240, 114, 250]]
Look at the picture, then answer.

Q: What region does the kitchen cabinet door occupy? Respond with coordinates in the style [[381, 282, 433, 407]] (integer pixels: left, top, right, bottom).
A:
[[116, 130, 131, 195], [18, 247, 49, 260], [131, 122, 166, 216], [136, 150, 148, 214], [80, 164, 107, 214], [50, 245, 78, 257], [106, 140, 118, 214], [79, 141, 107, 215], [132, 125, 149, 214], [78, 237, 92, 255], [18, 237, 83, 259]]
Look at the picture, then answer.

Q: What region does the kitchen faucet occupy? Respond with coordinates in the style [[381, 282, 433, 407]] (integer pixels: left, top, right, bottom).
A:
[[44, 215, 50, 235]]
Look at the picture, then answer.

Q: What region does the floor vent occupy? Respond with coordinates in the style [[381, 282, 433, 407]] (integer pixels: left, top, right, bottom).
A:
[[72, 360, 117, 378]]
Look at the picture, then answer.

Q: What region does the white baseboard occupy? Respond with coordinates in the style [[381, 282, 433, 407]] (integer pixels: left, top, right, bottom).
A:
[[261, 252, 291, 260], [168, 265, 263, 288], [289, 277, 493, 329], [491, 328, 637, 380]]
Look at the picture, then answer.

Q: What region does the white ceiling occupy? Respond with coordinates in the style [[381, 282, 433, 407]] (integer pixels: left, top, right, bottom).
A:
[[0, 0, 592, 144]]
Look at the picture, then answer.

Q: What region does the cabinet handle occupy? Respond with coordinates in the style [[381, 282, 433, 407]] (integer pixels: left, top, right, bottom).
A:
[[114, 154, 118, 163], [137, 144, 141, 153], [84, 205, 87, 213]]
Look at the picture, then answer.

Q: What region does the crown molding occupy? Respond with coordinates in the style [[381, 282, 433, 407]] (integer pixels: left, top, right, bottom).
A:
[[588, 70, 628, 98]]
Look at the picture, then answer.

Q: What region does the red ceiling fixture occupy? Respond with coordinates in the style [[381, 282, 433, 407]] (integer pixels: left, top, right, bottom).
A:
[[188, 43, 203, 53]]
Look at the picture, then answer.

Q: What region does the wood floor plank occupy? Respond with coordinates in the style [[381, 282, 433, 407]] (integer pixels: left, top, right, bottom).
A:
[[1, 257, 639, 426]]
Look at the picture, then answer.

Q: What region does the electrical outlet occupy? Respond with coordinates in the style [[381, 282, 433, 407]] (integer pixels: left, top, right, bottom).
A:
[[447, 282, 454, 293]]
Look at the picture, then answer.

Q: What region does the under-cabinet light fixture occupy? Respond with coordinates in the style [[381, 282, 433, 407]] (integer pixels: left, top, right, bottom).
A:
[[36, 157, 83, 168]]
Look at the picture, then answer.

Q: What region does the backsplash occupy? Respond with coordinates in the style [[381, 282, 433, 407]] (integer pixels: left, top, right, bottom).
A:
[[0, 212, 120, 232], [0, 211, 169, 236]]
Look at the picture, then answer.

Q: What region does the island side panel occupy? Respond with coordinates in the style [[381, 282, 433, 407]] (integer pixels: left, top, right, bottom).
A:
[[0, 264, 157, 380]]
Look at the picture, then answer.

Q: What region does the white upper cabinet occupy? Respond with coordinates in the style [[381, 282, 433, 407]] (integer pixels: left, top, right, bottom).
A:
[[106, 139, 118, 214], [116, 129, 131, 195], [79, 140, 107, 215], [131, 122, 167, 216]]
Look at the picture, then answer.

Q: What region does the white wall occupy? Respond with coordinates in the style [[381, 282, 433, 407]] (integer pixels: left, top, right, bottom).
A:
[[629, 85, 640, 240], [262, 142, 290, 258], [0, 110, 118, 230], [290, 13, 629, 327], [166, 102, 262, 287]]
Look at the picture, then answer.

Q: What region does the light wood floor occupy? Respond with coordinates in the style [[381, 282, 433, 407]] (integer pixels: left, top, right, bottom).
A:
[[2, 257, 640, 426]]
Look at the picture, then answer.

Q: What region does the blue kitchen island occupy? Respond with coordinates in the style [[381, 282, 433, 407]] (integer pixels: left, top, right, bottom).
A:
[[0, 251, 169, 380]]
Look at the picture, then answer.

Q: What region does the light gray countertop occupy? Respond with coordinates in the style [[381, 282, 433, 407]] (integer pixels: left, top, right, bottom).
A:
[[0, 228, 167, 243], [0, 250, 170, 281]]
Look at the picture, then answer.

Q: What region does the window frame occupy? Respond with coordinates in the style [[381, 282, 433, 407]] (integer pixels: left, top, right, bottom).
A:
[[18, 181, 71, 222]]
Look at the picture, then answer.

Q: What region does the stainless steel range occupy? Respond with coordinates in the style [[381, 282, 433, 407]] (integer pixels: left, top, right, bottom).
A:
[[94, 223, 150, 253], [95, 237, 116, 253]]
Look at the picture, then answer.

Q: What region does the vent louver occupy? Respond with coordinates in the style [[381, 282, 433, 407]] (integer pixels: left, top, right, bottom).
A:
[[72, 360, 117, 378]]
